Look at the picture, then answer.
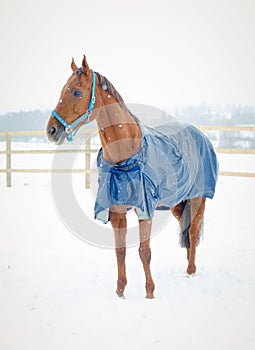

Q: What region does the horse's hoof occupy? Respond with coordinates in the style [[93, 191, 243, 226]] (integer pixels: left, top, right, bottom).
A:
[[186, 272, 196, 278], [118, 295, 125, 299], [116, 290, 125, 299], [186, 264, 196, 275], [146, 293, 155, 299]]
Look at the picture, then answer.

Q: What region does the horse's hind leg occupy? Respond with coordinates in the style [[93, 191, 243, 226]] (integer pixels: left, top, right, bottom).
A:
[[187, 197, 206, 275], [138, 219, 155, 299], [110, 208, 127, 298]]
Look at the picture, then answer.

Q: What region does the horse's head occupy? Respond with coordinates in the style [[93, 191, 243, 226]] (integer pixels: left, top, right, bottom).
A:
[[46, 55, 96, 144]]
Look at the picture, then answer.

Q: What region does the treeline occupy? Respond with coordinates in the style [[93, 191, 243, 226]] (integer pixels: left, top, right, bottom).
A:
[[1, 107, 255, 148], [167, 103, 255, 125], [0, 110, 52, 132], [1, 104, 255, 133]]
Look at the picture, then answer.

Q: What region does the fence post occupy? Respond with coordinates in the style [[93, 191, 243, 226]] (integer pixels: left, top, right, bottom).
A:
[[85, 135, 91, 188], [6, 133, 11, 187]]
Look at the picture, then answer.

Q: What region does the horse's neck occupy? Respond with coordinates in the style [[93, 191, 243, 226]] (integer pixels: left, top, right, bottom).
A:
[[95, 86, 142, 164]]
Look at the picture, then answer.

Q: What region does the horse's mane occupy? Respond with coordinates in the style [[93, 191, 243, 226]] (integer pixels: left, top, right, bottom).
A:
[[95, 71, 140, 123]]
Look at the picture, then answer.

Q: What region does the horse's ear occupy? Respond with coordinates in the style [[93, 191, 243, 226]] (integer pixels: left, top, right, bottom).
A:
[[82, 55, 90, 76], [71, 58, 78, 72]]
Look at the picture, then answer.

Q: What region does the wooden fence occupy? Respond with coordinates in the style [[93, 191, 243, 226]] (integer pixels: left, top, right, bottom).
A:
[[0, 129, 97, 188], [0, 126, 255, 187]]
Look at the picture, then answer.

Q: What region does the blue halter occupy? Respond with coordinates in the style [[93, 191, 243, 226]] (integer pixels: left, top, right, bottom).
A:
[[51, 71, 97, 141]]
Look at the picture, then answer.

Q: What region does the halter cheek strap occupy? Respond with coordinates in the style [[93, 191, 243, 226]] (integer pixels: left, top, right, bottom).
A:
[[51, 71, 97, 142]]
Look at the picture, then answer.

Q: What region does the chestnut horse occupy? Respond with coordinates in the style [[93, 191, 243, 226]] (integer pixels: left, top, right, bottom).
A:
[[46, 55, 218, 299]]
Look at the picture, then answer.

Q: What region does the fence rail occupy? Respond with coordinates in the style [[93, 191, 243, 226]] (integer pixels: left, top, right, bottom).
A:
[[0, 129, 97, 187], [1, 126, 255, 187]]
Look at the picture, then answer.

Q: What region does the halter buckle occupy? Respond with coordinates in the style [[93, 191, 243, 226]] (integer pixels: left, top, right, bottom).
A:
[[65, 126, 72, 134], [86, 109, 92, 117]]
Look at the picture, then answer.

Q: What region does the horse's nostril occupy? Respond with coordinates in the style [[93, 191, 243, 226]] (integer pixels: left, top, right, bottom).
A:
[[49, 126, 57, 136]]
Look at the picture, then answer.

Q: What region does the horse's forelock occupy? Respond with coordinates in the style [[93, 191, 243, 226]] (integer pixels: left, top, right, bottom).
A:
[[76, 67, 83, 76]]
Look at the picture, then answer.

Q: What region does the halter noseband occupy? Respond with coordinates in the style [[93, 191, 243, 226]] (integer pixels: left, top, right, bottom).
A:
[[51, 71, 97, 142]]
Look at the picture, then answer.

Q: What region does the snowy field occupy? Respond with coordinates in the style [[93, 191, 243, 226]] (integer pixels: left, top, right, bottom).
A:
[[0, 145, 255, 350]]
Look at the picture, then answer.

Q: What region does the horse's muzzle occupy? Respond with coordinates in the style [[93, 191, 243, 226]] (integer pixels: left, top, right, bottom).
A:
[[46, 119, 66, 144]]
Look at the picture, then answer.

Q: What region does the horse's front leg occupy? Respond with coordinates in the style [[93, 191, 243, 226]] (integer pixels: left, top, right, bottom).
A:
[[138, 219, 155, 299], [110, 208, 127, 298]]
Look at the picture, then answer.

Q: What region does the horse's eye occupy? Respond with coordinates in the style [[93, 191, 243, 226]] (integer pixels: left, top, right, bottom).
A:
[[73, 89, 82, 97]]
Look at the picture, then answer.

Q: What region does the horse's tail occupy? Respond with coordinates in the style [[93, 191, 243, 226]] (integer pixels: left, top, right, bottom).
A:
[[179, 200, 191, 249], [179, 200, 204, 249]]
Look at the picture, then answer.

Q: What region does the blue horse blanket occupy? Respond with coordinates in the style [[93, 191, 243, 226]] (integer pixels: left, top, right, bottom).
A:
[[94, 122, 218, 223]]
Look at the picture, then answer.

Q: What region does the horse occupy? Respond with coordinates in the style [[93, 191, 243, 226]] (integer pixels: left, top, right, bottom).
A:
[[46, 55, 218, 299]]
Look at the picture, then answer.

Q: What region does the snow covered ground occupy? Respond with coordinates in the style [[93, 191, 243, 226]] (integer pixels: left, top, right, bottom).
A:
[[0, 148, 255, 349]]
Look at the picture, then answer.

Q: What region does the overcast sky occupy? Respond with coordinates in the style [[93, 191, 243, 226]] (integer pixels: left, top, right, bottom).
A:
[[0, 0, 254, 113]]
